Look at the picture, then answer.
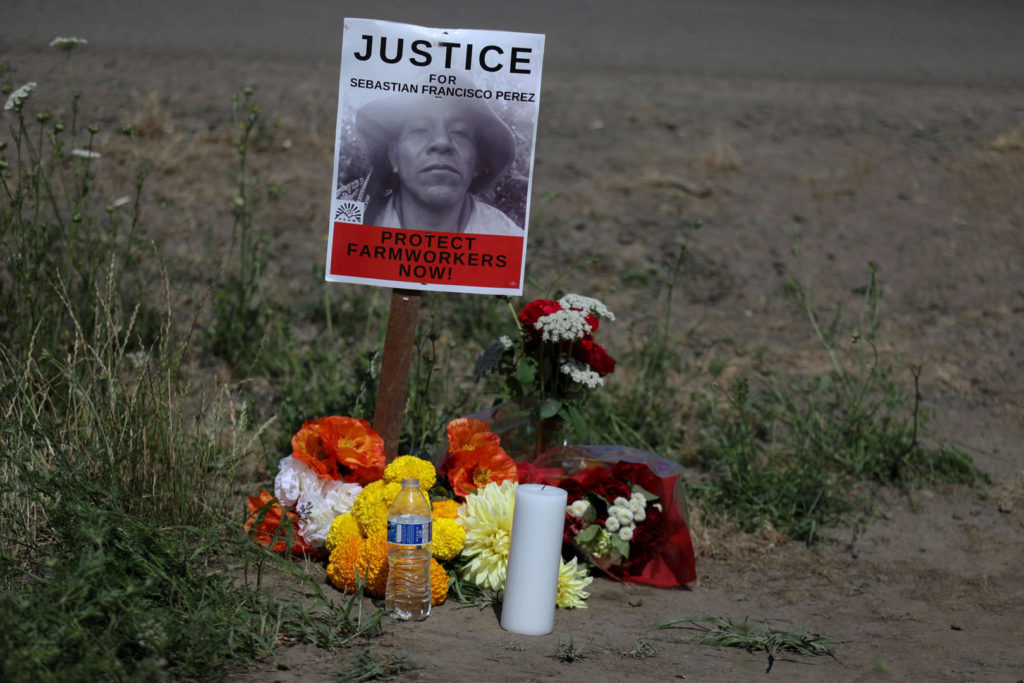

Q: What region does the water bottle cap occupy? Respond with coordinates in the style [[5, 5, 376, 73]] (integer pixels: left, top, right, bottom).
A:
[[402, 478, 420, 487]]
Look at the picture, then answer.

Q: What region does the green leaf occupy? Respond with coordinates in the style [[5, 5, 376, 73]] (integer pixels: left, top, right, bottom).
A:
[[561, 402, 589, 442], [609, 533, 630, 559], [539, 397, 562, 420], [574, 525, 601, 544], [516, 357, 537, 386]]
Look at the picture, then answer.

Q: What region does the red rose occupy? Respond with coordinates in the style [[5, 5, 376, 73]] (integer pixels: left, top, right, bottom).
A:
[[573, 338, 616, 376]]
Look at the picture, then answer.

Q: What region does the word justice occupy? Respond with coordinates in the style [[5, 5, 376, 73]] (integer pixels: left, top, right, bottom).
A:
[[352, 35, 534, 74]]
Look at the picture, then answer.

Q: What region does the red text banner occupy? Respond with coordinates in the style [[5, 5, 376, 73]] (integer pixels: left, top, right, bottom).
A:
[[329, 223, 524, 290]]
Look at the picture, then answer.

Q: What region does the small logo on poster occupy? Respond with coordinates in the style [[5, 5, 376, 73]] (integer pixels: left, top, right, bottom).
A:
[[335, 200, 364, 223]]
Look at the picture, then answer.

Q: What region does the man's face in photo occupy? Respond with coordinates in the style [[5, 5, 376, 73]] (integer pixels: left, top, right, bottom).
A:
[[389, 101, 479, 210]]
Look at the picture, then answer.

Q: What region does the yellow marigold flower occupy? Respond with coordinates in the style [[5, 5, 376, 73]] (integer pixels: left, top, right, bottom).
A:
[[555, 557, 592, 609], [430, 557, 449, 606], [326, 534, 364, 594], [357, 531, 390, 598], [351, 479, 401, 538], [431, 518, 466, 562], [383, 455, 436, 492], [431, 499, 459, 519], [325, 513, 361, 555], [456, 480, 516, 591]]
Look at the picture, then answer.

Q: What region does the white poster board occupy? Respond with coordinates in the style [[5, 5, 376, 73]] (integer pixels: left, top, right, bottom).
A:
[[325, 18, 545, 295]]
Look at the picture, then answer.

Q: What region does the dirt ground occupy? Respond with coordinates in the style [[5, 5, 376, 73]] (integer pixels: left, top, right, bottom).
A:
[[4, 31, 1023, 682]]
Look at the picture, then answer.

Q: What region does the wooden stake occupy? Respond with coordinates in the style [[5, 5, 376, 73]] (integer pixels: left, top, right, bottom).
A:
[[373, 289, 421, 460]]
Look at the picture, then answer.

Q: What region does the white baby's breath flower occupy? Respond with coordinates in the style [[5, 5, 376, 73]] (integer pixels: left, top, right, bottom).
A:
[[558, 293, 615, 321], [50, 36, 88, 50], [534, 308, 592, 342], [71, 148, 101, 159], [618, 526, 634, 542], [604, 515, 621, 532], [499, 335, 514, 349], [560, 359, 603, 389], [4, 82, 36, 112], [274, 456, 321, 507]]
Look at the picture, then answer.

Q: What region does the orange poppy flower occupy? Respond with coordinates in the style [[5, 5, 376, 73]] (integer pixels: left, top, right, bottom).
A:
[[244, 489, 318, 556], [446, 417, 502, 455], [292, 416, 386, 485], [445, 447, 519, 498]]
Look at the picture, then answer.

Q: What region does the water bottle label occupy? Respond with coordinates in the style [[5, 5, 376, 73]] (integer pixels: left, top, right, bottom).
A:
[[387, 519, 432, 545]]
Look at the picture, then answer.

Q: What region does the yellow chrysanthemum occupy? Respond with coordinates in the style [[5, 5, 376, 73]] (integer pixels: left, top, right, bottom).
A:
[[351, 479, 401, 538], [555, 557, 593, 609], [431, 499, 459, 519], [431, 517, 466, 562], [456, 480, 517, 591], [325, 512, 361, 555], [326, 534, 364, 594], [383, 455, 436, 492], [430, 557, 449, 606], [357, 531, 390, 598]]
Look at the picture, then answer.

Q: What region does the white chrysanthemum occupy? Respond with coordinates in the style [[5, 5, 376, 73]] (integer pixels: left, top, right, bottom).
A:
[[560, 359, 604, 389], [50, 36, 88, 50], [274, 456, 321, 507], [4, 82, 36, 112], [633, 507, 646, 522], [556, 556, 593, 608], [613, 497, 629, 507], [294, 493, 335, 547], [614, 507, 634, 525], [456, 480, 517, 591], [499, 335, 514, 349], [567, 499, 593, 519], [618, 526, 634, 542], [605, 515, 621, 532], [321, 479, 362, 516], [534, 308, 592, 342], [558, 294, 615, 321]]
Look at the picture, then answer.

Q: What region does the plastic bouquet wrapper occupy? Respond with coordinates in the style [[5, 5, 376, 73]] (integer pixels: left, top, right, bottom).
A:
[[432, 405, 697, 589], [519, 445, 696, 588]]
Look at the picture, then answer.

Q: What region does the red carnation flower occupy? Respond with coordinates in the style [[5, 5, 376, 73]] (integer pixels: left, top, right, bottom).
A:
[[518, 299, 562, 338], [573, 338, 616, 376]]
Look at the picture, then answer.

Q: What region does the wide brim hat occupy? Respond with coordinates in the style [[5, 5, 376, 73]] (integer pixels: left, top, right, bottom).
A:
[[356, 90, 516, 194]]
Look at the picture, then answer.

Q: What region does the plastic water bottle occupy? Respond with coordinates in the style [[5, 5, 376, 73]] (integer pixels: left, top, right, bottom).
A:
[[385, 478, 432, 620]]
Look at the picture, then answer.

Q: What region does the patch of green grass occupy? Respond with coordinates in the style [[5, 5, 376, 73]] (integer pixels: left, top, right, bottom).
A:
[[653, 614, 842, 673], [686, 265, 984, 542], [336, 651, 418, 682], [1, 44, 388, 679]]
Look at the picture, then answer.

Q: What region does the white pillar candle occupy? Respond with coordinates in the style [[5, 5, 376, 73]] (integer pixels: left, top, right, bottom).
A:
[[500, 483, 568, 635]]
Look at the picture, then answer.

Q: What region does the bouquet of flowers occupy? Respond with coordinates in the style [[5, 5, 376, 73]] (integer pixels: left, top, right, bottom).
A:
[[474, 294, 616, 445], [246, 414, 696, 610]]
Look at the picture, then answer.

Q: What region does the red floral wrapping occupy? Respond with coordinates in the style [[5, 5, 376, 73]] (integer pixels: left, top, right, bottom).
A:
[[518, 446, 697, 588]]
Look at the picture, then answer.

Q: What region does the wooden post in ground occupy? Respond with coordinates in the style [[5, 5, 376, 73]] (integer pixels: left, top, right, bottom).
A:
[[373, 289, 421, 461]]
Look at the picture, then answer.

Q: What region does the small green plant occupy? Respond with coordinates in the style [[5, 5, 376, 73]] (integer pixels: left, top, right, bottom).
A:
[[653, 614, 841, 673], [551, 635, 588, 663], [336, 650, 418, 682], [208, 87, 273, 369]]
